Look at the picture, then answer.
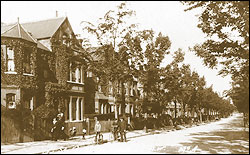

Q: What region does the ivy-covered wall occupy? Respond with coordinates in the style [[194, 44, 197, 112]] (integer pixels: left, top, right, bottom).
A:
[[1, 38, 38, 90], [1, 21, 92, 142], [85, 77, 96, 114]]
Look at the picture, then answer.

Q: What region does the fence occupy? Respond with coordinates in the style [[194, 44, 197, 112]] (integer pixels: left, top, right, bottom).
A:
[[65, 119, 115, 136], [1, 116, 34, 143]]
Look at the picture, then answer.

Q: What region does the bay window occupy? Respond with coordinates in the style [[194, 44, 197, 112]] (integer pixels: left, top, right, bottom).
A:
[[66, 96, 84, 122]]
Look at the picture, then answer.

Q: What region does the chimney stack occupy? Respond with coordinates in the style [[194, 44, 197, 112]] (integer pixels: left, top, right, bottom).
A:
[[56, 11, 58, 17], [17, 17, 19, 23]]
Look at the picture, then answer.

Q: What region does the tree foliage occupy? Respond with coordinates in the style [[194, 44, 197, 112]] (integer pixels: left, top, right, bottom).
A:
[[81, 3, 172, 114], [182, 1, 249, 113]]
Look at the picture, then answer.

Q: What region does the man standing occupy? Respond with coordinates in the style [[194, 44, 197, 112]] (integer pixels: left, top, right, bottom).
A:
[[119, 118, 127, 142], [94, 121, 102, 143], [82, 117, 87, 139], [112, 119, 119, 141], [51, 118, 57, 141]]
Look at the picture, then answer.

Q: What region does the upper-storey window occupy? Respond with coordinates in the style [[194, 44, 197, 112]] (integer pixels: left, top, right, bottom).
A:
[[1, 45, 15, 72], [87, 71, 92, 77], [23, 47, 33, 75], [68, 61, 83, 84]]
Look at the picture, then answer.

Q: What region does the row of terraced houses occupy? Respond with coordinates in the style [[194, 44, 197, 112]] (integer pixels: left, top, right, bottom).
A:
[[1, 16, 183, 143]]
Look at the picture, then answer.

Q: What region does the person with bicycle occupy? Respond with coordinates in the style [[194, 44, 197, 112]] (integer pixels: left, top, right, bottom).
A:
[[112, 119, 119, 141], [119, 117, 127, 142], [94, 121, 102, 144]]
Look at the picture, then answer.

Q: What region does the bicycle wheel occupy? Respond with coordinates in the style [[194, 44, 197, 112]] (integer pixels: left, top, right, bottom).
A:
[[109, 132, 114, 142]]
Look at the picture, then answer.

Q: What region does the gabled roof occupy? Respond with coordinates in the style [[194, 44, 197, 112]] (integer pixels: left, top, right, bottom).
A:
[[37, 41, 51, 52], [1, 22, 37, 43], [21, 17, 66, 39], [1, 17, 66, 40]]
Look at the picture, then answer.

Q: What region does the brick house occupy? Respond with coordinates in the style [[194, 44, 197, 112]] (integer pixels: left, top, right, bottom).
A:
[[86, 48, 140, 118], [1, 17, 90, 142], [1, 16, 143, 143]]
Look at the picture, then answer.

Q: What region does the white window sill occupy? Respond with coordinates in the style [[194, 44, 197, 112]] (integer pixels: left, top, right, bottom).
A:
[[4, 71, 17, 74], [23, 73, 34, 76], [67, 81, 84, 85], [65, 120, 83, 123]]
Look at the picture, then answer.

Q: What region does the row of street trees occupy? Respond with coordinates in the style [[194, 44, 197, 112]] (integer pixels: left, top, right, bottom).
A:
[[182, 1, 249, 119], [80, 2, 236, 120], [161, 49, 235, 121]]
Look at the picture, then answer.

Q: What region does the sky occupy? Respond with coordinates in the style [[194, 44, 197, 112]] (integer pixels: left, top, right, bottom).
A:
[[1, 1, 232, 97]]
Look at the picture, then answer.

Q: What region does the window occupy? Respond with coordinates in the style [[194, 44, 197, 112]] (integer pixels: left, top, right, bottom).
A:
[[7, 48, 15, 72], [68, 61, 83, 83], [23, 95, 34, 111], [108, 85, 113, 94], [130, 85, 134, 96], [67, 96, 84, 122], [43, 70, 48, 78], [6, 93, 16, 109], [23, 47, 33, 74], [87, 71, 92, 77], [98, 85, 102, 92], [125, 83, 129, 95], [78, 98, 83, 120], [1, 45, 15, 72], [72, 97, 77, 121], [66, 97, 70, 121]]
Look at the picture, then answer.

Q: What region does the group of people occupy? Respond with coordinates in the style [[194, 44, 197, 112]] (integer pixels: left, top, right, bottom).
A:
[[94, 117, 128, 143], [111, 117, 127, 142], [51, 114, 129, 143], [50, 112, 68, 141]]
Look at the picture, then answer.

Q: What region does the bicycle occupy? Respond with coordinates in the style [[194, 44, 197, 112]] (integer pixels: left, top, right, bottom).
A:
[[94, 132, 103, 144], [109, 131, 114, 142]]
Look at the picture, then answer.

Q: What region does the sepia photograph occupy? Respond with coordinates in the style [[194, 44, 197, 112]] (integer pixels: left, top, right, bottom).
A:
[[1, 1, 249, 154]]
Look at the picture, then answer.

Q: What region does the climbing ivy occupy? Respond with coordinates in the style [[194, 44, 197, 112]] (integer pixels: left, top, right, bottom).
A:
[[1, 38, 38, 90]]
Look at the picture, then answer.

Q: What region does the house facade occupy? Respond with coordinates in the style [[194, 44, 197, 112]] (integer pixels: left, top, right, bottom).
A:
[[85, 47, 141, 118], [1, 16, 160, 143], [1, 17, 89, 142]]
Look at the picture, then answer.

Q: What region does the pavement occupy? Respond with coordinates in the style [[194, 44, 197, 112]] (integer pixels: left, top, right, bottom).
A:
[[51, 113, 249, 154], [0, 119, 230, 154]]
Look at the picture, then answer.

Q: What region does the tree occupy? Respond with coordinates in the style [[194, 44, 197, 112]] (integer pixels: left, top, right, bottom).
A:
[[82, 3, 172, 116], [81, 2, 139, 116], [178, 64, 195, 117], [161, 49, 185, 118], [182, 1, 249, 114], [136, 30, 171, 114]]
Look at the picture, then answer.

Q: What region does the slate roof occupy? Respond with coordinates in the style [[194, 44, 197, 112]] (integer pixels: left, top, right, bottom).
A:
[[1, 17, 68, 52], [1, 22, 37, 44], [37, 41, 51, 51], [1, 17, 66, 40]]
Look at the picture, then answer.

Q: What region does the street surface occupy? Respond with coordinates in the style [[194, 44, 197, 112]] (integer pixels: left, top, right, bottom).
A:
[[53, 113, 249, 154]]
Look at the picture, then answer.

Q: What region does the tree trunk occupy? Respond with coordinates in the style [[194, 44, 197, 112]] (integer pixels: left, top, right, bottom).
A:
[[183, 103, 186, 117], [199, 106, 202, 123], [121, 80, 126, 115], [174, 100, 177, 119], [115, 104, 118, 119]]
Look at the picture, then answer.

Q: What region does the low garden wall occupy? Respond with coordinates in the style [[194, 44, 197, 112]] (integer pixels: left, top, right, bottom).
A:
[[65, 119, 115, 136]]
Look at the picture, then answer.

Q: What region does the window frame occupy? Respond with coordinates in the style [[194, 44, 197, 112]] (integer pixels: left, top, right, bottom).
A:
[[23, 47, 33, 75], [67, 61, 84, 84], [1, 45, 16, 74], [6, 93, 16, 109], [66, 96, 84, 122]]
